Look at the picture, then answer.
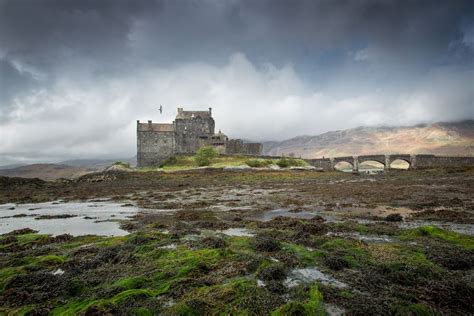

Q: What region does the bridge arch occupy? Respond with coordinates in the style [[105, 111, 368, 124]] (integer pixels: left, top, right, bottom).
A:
[[333, 160, 353, 171], [358, 155, 386, 167], [388, 155, 412, 170], [358, 160, 385, 173], [390, 159, 410, 169]]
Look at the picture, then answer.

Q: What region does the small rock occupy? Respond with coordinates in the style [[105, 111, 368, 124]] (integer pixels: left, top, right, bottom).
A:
[[385, 213, 403, 222]]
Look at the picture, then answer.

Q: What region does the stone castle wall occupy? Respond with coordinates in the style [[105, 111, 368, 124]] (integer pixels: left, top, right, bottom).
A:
[[137, 121, 175, 167], [225, 140, 262, 155], [137, 108, 262, 167]]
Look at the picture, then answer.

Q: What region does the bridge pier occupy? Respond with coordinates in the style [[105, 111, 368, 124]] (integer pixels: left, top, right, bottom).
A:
[[385, 155, 390, 170], [410, 155, 416, 169], [353, 156, 359, 172]]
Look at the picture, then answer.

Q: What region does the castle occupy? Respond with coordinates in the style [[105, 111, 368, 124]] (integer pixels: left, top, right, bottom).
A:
[[137, 108, 263, 167]]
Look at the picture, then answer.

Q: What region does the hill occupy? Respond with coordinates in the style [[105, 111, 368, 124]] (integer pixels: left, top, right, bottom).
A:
[[263, 120, 474, 158], [0, 164, 92, 181]]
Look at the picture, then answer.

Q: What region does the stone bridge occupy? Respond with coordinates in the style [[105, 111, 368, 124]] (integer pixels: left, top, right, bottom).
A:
[[304, 154, 474, 172]]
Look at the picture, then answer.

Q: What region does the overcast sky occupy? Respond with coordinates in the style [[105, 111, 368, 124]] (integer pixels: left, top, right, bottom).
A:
[[0, 0, 473, 164]]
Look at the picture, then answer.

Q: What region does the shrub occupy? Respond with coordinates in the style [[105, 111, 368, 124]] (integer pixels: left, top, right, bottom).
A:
[[276, 158, 290, 168], [159, 156, 178, 167], [194, 146, 219, 166], [245, 159, 272, 168], [276, 158, 307, 168]]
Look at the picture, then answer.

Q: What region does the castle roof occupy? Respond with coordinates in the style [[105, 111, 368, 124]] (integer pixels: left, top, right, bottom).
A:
[[137, 122, 174, 132], [176, 107, 212, 119]]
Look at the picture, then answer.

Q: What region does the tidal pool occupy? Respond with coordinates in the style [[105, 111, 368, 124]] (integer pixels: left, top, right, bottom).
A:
[[219, 227, 255, 237], [284, 267, 348, 289], [249, 209, 317, 221], [0, 201, 138, 236]]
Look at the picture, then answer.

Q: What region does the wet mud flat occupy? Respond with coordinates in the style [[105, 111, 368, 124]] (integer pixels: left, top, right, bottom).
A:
[[0, 167, 474, 315]]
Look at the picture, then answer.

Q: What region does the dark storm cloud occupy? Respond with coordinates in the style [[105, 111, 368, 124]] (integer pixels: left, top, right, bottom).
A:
[[1, 0, 472, 70], [0, 0, 473, 164]]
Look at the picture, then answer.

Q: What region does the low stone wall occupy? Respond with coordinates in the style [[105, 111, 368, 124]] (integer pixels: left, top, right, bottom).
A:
[[414, 155, 474, 169], [305, 158, 332, 170]]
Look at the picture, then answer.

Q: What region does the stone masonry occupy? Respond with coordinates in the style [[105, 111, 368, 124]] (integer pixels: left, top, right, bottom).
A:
[[305, 154, 474, 171], [137, 108, 263, 167]]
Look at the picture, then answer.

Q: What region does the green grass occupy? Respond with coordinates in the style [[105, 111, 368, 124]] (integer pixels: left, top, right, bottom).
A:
[[37, 254, 65, 266], [15, 233, 49, 245], [276, 157, 309, 168], [283, 243, 324, 266], [164, 278, 272, 314], [271, 285, 326, 315], [391, 303, 435, 315], [113, 161, 131, 168], [114, 276, 147, 290], [141, 154, 310, 171], [0, 267, 24, 292], [319, 238, 370, 267], [51, 288, 168, 315], [400, 226, 474, 249]]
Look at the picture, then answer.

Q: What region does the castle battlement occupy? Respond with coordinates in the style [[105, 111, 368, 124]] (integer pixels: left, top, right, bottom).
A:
[[136, 107, 262, 167]]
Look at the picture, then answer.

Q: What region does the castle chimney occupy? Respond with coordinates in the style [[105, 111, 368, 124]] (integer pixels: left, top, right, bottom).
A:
[[148, 120, 152, 124], [209, 107, 212, 115]]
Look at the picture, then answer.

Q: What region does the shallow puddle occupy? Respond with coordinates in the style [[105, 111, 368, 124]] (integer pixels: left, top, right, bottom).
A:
[[0, 201, 138, 236], [219, 227, 255, 237], [158, 243, 177, 249], [326, 232, 393, 243], [326, 304, 346, 316], [249, 209, 317, 222], [284, 267, 348, 288]]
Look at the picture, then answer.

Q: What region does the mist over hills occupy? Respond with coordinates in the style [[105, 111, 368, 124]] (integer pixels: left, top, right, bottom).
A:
[[1, 120, 473, 180], [263, 120, 474, 158]]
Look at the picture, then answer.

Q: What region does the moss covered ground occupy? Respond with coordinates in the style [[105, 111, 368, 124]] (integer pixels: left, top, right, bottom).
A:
[[0, 167, 473, 314]]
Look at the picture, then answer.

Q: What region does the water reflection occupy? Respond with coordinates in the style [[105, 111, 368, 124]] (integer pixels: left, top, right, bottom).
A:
[[0, 201, 138, 236]]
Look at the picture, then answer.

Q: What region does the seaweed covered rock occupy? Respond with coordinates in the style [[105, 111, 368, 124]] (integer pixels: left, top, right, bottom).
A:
[[384, 213, 403, 222], [323, 251, 351, 271], [257, 263, 287, 281], [254, 236, 281, 252], [425, 243, 474, 270], [200, 236, 226, 249]]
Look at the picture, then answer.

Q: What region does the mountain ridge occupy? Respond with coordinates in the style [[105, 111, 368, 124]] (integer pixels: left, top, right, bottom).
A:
[[262, 120, 474, 158]]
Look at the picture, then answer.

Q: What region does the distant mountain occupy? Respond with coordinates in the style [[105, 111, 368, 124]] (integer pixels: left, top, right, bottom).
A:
[[60, 157, 136, 169], [0, 164, 92, 181], [0, 163, 28, 170], [0, 157, 137, 180], [263, 120, 474, 158]]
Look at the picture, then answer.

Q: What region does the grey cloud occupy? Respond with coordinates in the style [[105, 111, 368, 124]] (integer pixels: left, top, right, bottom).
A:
[[0, 58, 39, 119], [0, 0, 473, 164]]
